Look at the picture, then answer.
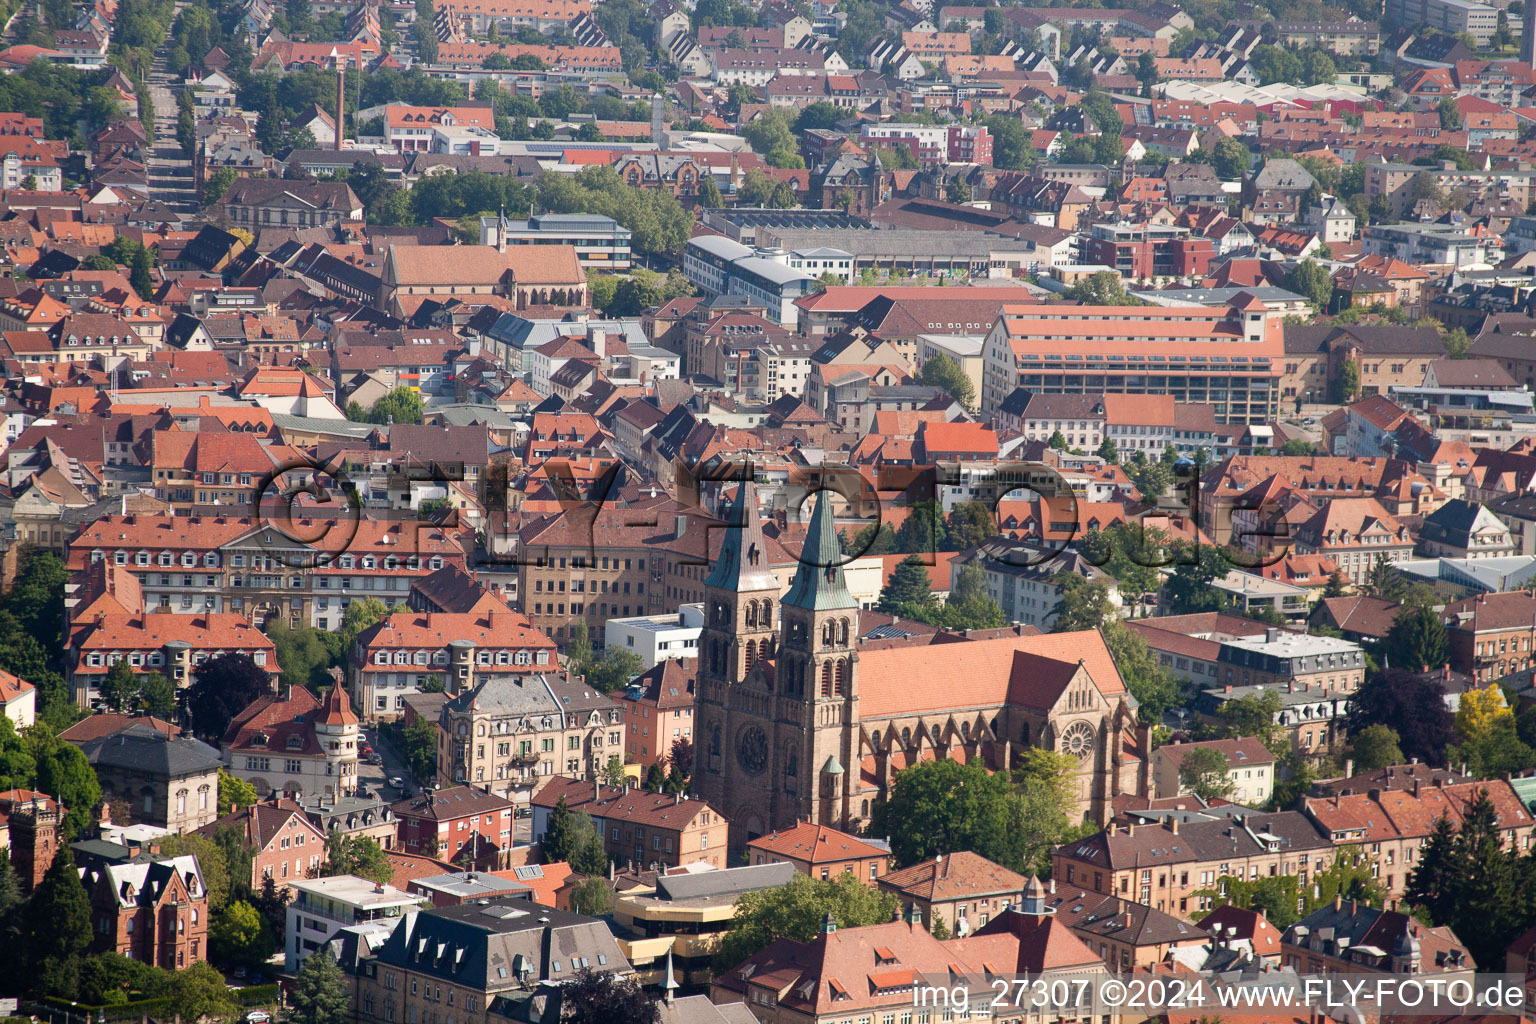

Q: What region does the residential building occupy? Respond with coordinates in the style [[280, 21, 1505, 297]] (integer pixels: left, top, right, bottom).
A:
[[1283, 898, 1477, 972], [746, 822, 891, 883], [0, 670, 35, 728], [1442, 590, 1536, 684], [1081, 221, 1214, 281], [1052, 811, 1335, 919], [221, 684, 361, 802], [1419, 499, 1517, 560], [3, 790, 62, 892], [980, 296, 1280, 424], [532, 776, 729, 871], [1045, 876, 1212, 970], [198, 796, 330, 888], [619, 658, 696, 768], [711, 882, 1108, 1024], [74, 723, 223, 833], [66, 513, 470, 633], [302, 792, 398, 851], [348, 899, 630, 1024], [216, 179, 363, 230], [1151, 738, 1275, 804], [858, 122, 993, 166], [435, 672, 624, 803], [1292, 498, 1416, 587], [285, 874, 424, 970], [953, 542, 1122, 631], [67, 611, 279, 709], [391, 785, 516, 869], [350, 609, 557, 721], [877, 851, 1028, 936], [80, 847, 210, 969]]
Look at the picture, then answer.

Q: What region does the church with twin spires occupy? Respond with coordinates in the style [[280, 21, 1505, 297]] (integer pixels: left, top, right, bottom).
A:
[[693, 480, 1149, 852]]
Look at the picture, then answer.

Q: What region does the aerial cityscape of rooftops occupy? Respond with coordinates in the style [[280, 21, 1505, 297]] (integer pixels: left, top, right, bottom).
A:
[[17, 0, 1536, 1019]]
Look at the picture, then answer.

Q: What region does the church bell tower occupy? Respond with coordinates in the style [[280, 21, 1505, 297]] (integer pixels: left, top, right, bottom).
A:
[[778, 488, 860, 831]]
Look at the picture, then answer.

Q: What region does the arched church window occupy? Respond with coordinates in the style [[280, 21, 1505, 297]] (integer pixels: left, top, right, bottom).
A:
[[835, 658, 849, 695], [820, 661, 833, 696]]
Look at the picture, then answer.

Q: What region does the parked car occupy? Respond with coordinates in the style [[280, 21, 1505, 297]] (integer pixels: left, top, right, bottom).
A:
[[389, 776, 404, 789], [246, 1012, 272, 1024]]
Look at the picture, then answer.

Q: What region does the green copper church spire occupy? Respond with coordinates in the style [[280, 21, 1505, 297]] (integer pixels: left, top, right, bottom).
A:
[[783, 488, 856, 611]]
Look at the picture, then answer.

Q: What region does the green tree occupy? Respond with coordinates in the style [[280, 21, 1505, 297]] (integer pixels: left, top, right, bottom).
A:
[[1217, 690, 1285, 755], [1280, 438, 1317, 456], [915, 352, 975, 410], [945, 504, 995, 553], [1178, 746, 1234, 802], [1333, 357, 1360, 403], [367, 387, 424, 425], [1438, 95, 1463, 130], [98, 659, 139, 713], [1064, 270, 1145, 305], [203, 166, 237, 207], [867, 759, 1013, 866], [27, 842, 90, 998], [1052, 575, 1117, 631], [1210, 136, 1251, 180], [1286, 259, 1333, 311], [186, 653, 271, 740], [1104, 620, 1182, 724], [1096, 437, 1119, 463], [559, 968, 658, 1024], [286, 951, 351, 1024], [322, 832, 391, 884], [878, 555, 931, 613], [129, 246, 154, 300], [1348, 724, 1405, 772], [218, 767, 258, 815], [268, 621, 333, 690], [1382, 606, 1448, 673], [697, 174, 723, 208], [164, 962, 241, 1021], [602, 754, 627, 789], [400, 718, 437, 781], [541, 796, 607, 874], [210, 900, 277, 967], [160, 831, 231, 912], [138, 671, 176, 718], [713, 872, 897, 970], [30, 728, 101, 839], [1007, 747, 1090, 875], [1443, 326, 1473, 358], [569, 876, 615, 918], [1161, 544, 1229, 615], [1404, 789, 1524, 969], [982, 115, 1037, 171]]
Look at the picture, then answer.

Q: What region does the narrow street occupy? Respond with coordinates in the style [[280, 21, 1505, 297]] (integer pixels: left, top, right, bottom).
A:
[[144, 5, 199, 214]]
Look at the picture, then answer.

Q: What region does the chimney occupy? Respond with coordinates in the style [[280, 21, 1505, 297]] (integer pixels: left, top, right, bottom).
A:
[[1166, 817, 1179, 834], [1344, 759, 1354, 779], [335, 65, 346, 152]]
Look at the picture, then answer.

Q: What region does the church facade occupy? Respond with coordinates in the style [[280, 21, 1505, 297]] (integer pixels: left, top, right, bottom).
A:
[[693, 482, 1148, 852]]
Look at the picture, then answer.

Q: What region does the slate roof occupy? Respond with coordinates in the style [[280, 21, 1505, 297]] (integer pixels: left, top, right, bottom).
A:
[[76, 724, 222, 778]]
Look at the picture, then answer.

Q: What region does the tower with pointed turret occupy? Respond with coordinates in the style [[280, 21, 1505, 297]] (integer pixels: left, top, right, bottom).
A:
[[694, 477, 783, 846], [777, 484, 859, 834], [695, 481, 862, 851]]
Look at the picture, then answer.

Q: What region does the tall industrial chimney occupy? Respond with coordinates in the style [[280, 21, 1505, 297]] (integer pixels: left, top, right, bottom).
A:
[[335, 64, 346, 152]]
